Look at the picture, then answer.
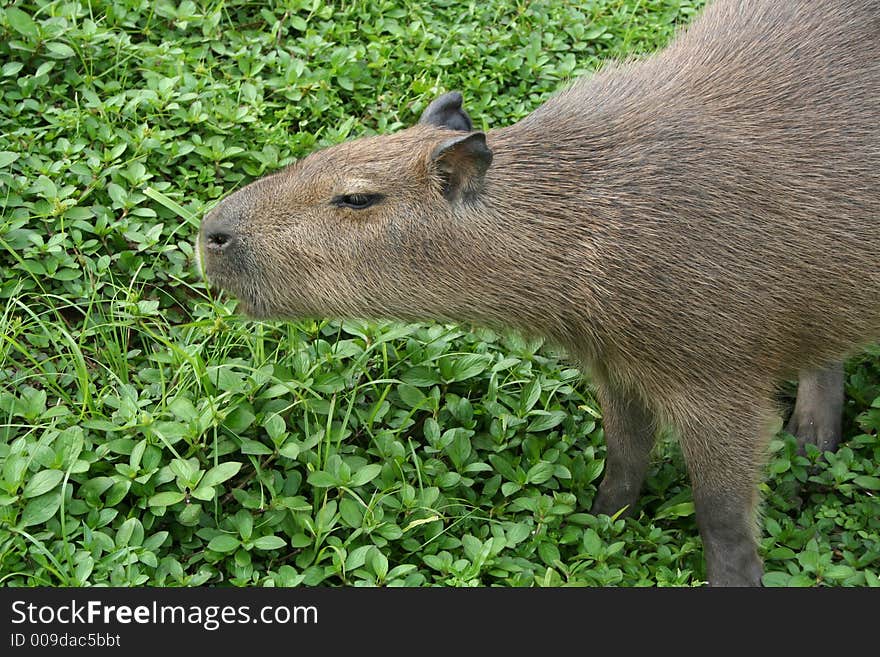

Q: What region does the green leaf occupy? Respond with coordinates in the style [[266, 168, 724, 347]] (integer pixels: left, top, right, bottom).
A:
[[253, 535, 287, 550], [105, 481, 131, 506], [339, 497, 364, 527], [0, 151, 18, 168], [232, 510, 253, 541], [538, 541, 561, 566], [525, 461, 555, 485], [761, 572, 791, 587], [46, 42, 75, 59], [397, 383, 427, 409], [444, 429, 473, 469], [345, 545, 372, 571], [527, 410, 567, 433], [488, 454, 520, 482], [207, 535, 241, 553], [263, 414, 286, 443], [307, 470, 338, 487], [505, 523, 531, 546], [116, 518, 142, 547], [463, 462, 493, 473], [501, 482, 521, 496], [401, 366, 441, 387], [190, 485, 215, 501], [6, 7, 38, 39], [654, 502, 695, 520], [797, 549, 820, 571], [349, 464, 382, 487], [824, 565, 855, 580], [179, 504, 201, 526], [766, 547, 796, 560], [1, 62, 23, 77], [788, 574, 816, 587], [143, 532, 169, 552], [290, 533, 312, 548], [74, 555, 95, 585], [316, 500, 338, 533], [443, 354, 490, 383], [582, 528, 602, 555], [22, 469, 64, 498], [853, 475, 880, 491], [34, 61, 54, 78], [290, 15, 308, 31], [201, 462, 242, 488], [167, 397, 197, 422], [584, 25, 607, 40], [224, 405, 256, 434], [20, 491, 62, 527], [169, 458, 197, 482], [519, 379, 542, 414], [370, 548, 389, 580], [148, 491, 185, 507], [583, 459, 604, 484], [240, 438, 273, 455], [106, 182, 127, 207], [461, 534, 484, 562]]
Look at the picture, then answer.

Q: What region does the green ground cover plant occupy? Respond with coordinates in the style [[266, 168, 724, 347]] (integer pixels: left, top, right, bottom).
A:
[[1, 0, 878, 587]]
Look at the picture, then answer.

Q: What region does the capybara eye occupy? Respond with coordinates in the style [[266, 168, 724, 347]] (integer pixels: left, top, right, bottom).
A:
[[332, 193, 384, 210]]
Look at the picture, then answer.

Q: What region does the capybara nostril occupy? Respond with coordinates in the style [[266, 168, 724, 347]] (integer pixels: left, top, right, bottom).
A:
[[200, 206, 239, 255], [205, 227, 234, 252]]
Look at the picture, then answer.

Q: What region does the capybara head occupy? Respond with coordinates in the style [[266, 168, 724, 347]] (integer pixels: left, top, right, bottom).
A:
[[198, 92, 494, 322]]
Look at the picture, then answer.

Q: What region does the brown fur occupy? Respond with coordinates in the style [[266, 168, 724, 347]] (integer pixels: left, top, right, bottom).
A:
[[199, 0, 880, 586]]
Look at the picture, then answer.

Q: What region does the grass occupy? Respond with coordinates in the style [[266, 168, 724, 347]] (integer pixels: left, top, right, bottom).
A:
[[1, 0, 878, 587]]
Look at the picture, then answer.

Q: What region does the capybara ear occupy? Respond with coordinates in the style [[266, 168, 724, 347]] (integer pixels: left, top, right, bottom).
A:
[[418, 91, 474, 132], [429, 131, 493, 202]]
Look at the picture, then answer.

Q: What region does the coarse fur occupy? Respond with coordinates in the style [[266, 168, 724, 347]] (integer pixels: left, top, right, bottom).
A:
[[199, 0, 880, 586]]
